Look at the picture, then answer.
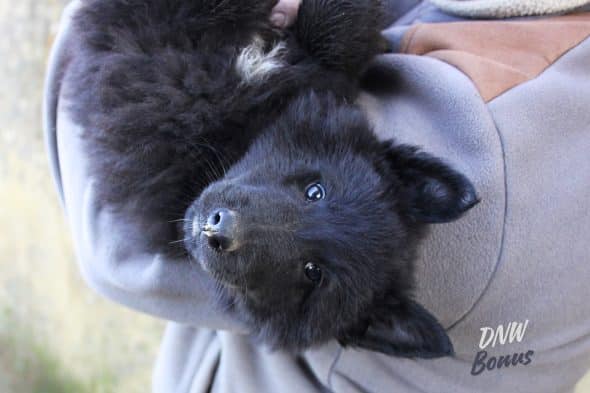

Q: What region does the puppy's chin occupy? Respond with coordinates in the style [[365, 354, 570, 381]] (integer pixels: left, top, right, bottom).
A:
[[194, 248, 243, 290]]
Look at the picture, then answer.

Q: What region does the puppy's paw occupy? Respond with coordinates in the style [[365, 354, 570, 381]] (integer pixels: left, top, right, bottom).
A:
[[201, 0, 278, 25], [296, 0, 388, 75]]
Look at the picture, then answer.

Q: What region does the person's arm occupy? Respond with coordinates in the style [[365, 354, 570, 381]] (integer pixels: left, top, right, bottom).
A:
[[44, 0, 247, 332]]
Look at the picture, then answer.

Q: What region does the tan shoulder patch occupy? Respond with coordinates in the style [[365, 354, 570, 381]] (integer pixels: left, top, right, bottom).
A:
[[401, 13, 590, 101]]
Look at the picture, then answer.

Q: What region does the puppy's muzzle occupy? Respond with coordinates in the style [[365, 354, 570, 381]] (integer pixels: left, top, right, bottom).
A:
[[201, 208, 239, 252]]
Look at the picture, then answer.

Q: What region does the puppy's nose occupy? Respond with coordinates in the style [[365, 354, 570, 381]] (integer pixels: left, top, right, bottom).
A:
[[203, 208, 237, 252]]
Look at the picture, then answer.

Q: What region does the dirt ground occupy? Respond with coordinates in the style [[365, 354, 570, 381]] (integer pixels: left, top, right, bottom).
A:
[[0, 1, 588, 392]]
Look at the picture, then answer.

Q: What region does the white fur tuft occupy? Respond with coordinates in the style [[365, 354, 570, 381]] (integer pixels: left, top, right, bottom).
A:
[[235, 35, 287, 84]]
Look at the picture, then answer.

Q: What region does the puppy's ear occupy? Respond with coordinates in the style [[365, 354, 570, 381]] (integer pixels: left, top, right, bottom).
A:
[[339, 298, 454, 358], [378, 142, 479, 223]]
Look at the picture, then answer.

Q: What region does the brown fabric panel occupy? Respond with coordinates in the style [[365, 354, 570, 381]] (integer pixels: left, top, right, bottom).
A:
[[401, 13, 590, 101]]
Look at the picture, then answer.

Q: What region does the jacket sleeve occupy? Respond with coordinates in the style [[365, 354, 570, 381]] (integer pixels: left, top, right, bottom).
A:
[[43, 0, 247, 333]]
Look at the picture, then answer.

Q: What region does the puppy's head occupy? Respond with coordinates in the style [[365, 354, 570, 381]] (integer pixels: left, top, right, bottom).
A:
[[184, 94, 478, 358]]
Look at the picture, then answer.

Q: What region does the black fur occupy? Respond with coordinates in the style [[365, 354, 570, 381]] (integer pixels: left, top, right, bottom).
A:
[[65, 0, 478, 358]]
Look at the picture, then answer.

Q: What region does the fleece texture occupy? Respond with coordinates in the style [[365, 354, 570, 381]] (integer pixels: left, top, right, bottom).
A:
[[45, 1, 590, 392], [429, 0, 590, 18]]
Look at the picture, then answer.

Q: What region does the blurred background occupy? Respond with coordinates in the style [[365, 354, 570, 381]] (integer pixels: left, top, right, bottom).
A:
[[0, 1, 588, 392], [0, 1, 163, 392]]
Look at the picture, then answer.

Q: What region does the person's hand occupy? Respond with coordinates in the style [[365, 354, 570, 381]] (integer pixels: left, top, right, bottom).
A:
[[270, 0, 301, 28]]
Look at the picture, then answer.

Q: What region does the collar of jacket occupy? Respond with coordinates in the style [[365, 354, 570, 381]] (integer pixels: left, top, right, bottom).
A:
[[429, 0, 590, 18]]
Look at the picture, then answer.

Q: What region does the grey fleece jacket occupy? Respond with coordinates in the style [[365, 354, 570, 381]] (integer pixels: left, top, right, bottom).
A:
[[44, 1, 590, 392]]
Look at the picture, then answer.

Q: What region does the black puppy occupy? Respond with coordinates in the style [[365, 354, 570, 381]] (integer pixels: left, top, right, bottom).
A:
[[66, 0, 478, 358]]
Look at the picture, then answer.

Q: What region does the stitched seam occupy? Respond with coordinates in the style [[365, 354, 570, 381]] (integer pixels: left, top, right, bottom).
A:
[[489, 34, 590, 102], [447, 107, 508, 332], [330, 371, 374, 393], [450, 36, 590, 325], [401, 24, 422, 53], [326, 346, 343, 391]]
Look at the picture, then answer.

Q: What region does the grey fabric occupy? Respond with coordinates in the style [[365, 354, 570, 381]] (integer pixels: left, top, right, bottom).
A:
[[358, 54, 505, 330], [43, 0, 73, 207], [381, 0, 423, 26], [44, 1, 590, 392], [384, 3, 471, 53], [338, 37, 590, 393]]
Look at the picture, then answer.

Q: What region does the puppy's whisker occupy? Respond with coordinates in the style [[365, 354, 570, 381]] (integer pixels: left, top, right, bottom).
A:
[[169, 238, 191, 245], [169, 218, 190, 223]]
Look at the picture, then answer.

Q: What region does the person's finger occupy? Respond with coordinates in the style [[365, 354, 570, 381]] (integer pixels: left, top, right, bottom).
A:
[[270, 0, 302, 28]]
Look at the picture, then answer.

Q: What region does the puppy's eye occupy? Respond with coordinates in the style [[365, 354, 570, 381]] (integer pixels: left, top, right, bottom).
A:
[[304, 262, 322, 283], [305, 183, 325, 202]]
